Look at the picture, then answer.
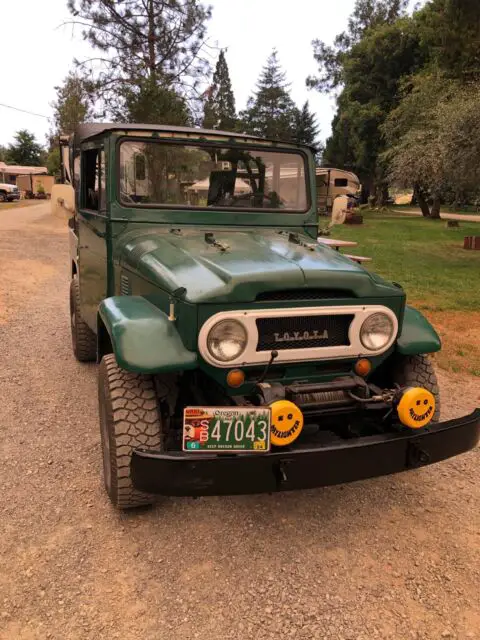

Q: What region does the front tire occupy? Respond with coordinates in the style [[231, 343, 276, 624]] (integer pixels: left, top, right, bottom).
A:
[[98, 354, 163, 509], [394, 354, 441, 422], [70, 276, 96, 362]]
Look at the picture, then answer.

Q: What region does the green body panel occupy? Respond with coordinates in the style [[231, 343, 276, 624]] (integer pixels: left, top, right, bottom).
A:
[[396, 305, 441, 355], [98, 296, 197, 373], [115, 226, 403, 304], [78, 211, 108, 330]]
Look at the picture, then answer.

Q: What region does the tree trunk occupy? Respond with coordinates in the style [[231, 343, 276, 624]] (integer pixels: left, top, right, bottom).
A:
[[147, 0, 156, 82], [361, 176, 375, 205], [414, 185, 431, 217], [377, 183, 389, 207], [360, 184, 370, 205], [430, 195, 441, 219]]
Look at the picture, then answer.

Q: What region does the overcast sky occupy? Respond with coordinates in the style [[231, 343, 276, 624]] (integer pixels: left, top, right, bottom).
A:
[[0, 0, 359, 147]]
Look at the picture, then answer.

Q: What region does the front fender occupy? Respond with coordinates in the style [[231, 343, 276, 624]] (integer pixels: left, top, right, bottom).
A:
[[396, 305, 441, 355], [98, 296, 197, 373]]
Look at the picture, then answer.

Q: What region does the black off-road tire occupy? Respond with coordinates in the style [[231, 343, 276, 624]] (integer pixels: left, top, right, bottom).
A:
[[98, 354, 163, 509], [0, 192, 8, 203], [70, 276, 96, 362], [394, 354, 441, 422]]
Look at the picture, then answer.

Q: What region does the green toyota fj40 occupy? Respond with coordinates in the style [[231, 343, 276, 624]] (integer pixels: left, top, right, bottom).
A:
[[59, 123, 479, 510]]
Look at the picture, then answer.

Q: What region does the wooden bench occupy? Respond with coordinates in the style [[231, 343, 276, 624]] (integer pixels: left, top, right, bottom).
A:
[[343, 254, 372, 264], [317, 237, 358, 250]]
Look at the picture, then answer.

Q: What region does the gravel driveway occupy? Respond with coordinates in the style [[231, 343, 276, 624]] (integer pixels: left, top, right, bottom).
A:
[[1, 203, 479, 640]]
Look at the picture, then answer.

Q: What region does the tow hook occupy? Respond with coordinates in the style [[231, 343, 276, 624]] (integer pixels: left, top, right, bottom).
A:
[[407, 442, 431, 468], [274, 459, 291, 488]]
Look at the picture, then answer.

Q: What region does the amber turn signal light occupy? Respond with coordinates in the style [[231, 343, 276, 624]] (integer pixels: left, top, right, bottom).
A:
[[226, 369, 245, 388], [354, 358, 372, 377]]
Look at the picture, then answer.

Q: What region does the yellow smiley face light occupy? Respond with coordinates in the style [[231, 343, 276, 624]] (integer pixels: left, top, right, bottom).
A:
[[397, 387, 436, 429], [269, 400, 304, 446]]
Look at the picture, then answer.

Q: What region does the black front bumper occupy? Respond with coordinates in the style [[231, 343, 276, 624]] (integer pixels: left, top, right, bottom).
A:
[[131, 410, 480, 497]]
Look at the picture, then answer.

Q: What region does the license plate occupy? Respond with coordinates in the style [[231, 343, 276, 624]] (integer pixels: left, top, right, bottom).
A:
[[183, 407, 271, 453]]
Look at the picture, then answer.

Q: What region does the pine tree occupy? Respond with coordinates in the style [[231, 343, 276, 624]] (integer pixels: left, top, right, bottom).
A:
[[51, 72, 94, 136], [123, 79, 190, 126], [239, 50, 298, 141], [202, 51, 236, 131], [67, 0, 211, 122], [295, 101, 320, 147]]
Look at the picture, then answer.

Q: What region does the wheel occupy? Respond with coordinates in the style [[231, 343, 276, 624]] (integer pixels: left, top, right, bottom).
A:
[[70, 276, 96, 362], [98, 354, 163, 509], [393, 354, 441, 422], [0, 192, 8, 203]]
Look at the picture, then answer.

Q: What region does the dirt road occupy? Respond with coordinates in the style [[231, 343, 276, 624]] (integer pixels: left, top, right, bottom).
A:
[[390, 207, 480, 223], [1, 203, 479, 640]]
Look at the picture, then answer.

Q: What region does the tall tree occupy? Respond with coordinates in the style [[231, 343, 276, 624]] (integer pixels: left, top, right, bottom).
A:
[[67, 0, 212, 122], [310, 9, 424, 203], [202, 50, 236, 131], [7, 130, 44, 166], [381, 0, 480, 217], [307, 0, 409, 93], [295, 101, 320, 148], [240, 50, 298, 140], [415, 0, 480, 81], [51, 72, 94, 136], [123, 80, 190, 125]]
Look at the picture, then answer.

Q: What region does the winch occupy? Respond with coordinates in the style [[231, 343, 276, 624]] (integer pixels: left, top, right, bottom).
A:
[[255, 377, 436, 445]]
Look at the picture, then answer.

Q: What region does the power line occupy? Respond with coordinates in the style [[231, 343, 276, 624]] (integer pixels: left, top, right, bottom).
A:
[[0, 102, 50, 120]]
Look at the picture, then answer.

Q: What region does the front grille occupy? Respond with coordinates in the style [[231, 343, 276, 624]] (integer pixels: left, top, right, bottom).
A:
[[256, 314, 353, 351], [256, 289, 350, 301]]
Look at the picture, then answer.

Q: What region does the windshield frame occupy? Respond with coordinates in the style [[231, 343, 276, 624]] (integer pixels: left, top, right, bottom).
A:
[[115, 136, 311, 214]]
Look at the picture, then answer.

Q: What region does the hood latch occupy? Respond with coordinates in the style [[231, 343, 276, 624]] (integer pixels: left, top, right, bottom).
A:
[[205, 232, 229, 252]]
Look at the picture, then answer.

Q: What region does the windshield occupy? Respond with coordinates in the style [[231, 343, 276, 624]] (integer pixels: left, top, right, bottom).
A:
[[119, 141, 308, 212]]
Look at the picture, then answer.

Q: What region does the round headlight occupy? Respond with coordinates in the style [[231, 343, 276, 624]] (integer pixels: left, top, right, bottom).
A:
[[360, 313, 395, 351], [207, 319, 247, 362]]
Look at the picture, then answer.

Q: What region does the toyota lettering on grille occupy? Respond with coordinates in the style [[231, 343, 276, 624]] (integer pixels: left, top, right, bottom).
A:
[[274, 329, 329, 343]]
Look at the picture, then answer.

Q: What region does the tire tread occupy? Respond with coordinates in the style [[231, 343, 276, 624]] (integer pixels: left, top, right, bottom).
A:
[[99, 354, 162, 509], [70, 277, 96, 362]]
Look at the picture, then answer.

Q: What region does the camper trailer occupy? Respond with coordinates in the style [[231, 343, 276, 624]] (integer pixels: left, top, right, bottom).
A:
[[316, 168, 361, 213]]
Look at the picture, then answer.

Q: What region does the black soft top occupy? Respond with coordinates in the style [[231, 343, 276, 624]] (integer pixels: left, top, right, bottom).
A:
[[74, 123, 314, 150]]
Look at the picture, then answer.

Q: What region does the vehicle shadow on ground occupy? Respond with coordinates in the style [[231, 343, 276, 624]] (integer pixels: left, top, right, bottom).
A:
[[116, 464, 441, 539]]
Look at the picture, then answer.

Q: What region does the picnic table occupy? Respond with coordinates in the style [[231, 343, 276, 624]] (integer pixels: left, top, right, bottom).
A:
[[317, 237, 358, 249], [317, 237, 372, 264]]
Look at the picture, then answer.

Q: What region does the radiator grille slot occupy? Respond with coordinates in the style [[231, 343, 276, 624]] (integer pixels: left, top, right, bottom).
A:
[[256, 314, 353, 351], [256, 289, 351, 301]]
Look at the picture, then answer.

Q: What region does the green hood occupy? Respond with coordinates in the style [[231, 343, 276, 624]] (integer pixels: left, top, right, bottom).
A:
[[117, 227, 399, 303]]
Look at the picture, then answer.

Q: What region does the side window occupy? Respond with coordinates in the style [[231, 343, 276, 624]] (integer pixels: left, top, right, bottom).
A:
[[83, 148, 105, 211], [334, 178, 348, 187]]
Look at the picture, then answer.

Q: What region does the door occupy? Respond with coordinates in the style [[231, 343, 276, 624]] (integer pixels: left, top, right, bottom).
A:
[[77, 145, 108, 331]]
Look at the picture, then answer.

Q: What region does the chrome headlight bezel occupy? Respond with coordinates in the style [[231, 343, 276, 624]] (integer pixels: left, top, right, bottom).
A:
[[206, 319, 248, 363], [359, 312, 395, 351]]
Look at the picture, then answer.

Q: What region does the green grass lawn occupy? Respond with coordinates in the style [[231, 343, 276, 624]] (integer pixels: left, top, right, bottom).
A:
[[332, 212, 480, 375], [332, 212, 480, 311]]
